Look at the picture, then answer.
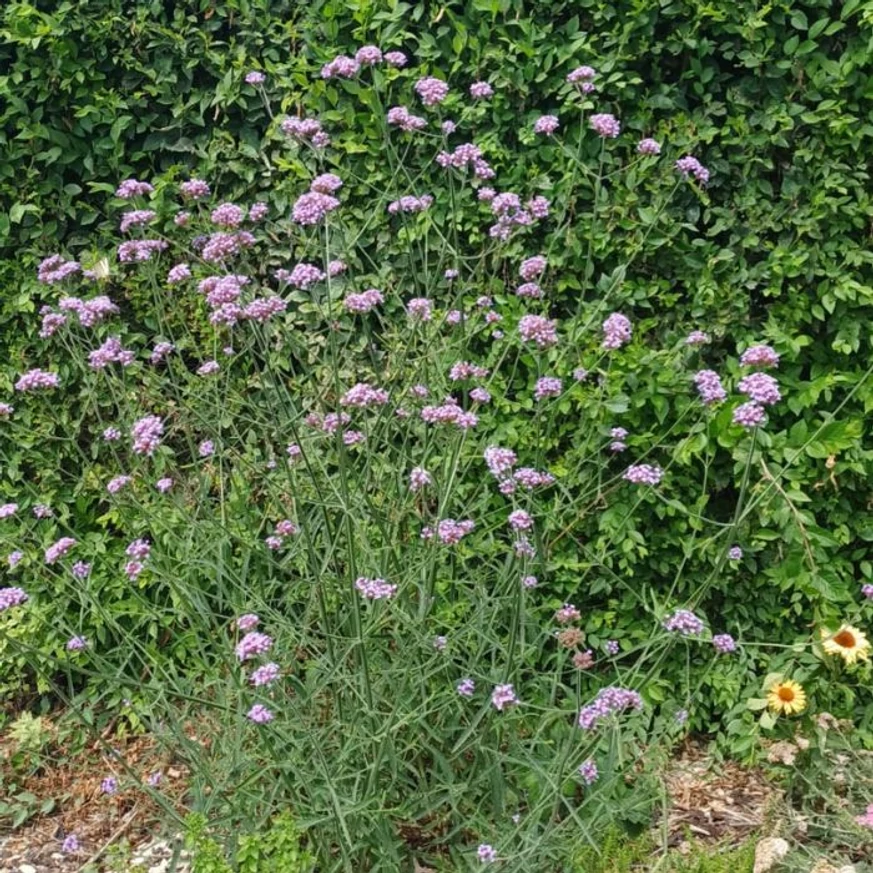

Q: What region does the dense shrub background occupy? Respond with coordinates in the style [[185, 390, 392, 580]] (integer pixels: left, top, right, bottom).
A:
[[2, 0, 872, 749]]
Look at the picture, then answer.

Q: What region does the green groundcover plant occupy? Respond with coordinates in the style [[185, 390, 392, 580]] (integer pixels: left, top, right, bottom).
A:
[[2, 43, 872, 870]]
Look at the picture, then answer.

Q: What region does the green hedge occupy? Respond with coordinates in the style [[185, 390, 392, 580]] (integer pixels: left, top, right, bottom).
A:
[[2, 0, 872, 742]]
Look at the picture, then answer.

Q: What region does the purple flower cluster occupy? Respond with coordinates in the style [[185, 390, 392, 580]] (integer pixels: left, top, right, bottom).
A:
[[712, 633, 737, 654], [236, 631, 274, 662], [38, 254, 81, 284], [387, 105, 427, 132], [675, 155, 709, 184], [436, 142, 494, 177], [281, 116, 330, 148], [167, 263, 191, 284], [45, 537, 77, 565], [590, 113, 620, 138], [602, 313, 632, 350], [66, 635, 87, 651], [728, 546, 743, 561], [414, 76, 449, 106], [409, 467, 432, 492], [609, 427, 628, 453], [89, 337, 135, 369], [518, 314, 558, 348], [685, 330, 710, 346], [280, 263, 324, 289], [131, 415, 164, 456], [457, 677, 475, 697], [694, 370, 726, 405], [180, 178, 210, 199], [355, 577, 398, 600], [740, 344, 779, 369], [388, 194, 433, 214], [449, 361, 489, 381], [250, 662, 280, 687], [344, 289, 384, 313], [567, 65, 596, 91], [491, 683, 518, 711], [534, 115, 559, 135], [534, 377, 562, 401], [732, 400, 766, 429], [578, 686, 643, 730], [420, 397, 478, 429], [247, 703, 274, 724], [519, 255, 546, 281], [321, 55, 359, 79], [422, 518, 476, 545], [663, 609, 705, 636], [341, 383, 389, 407], [508, 510, 533, 531], [469, 80, 493, 99], [118, 239, 168, 262], [406, 298, 433, 321], [623, 464, 663, 486], [15, 368, 60, 392], [107, 475, 133, 494], [211, 202, 245, 228], [738, 372, 781, 405], [292, 191, 340, 225], [637, 138, 661, 155], [355, 45, 382, 65], [0, 586, 28, 612], [119, 209, 156, 233], [245, 70, 265, 85], [116, 179, 154, 199], [579, 759, 599, 785], [555, 603, 581, 624]]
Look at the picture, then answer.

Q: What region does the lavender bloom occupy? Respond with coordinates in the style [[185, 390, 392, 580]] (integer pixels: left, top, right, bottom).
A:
[[117, 239, 168, 262], [150, 342, 174, 365], [197, 361, 220, 376], [280, 262, 324, 289], [265, 536, 283, 550], [457, 677, 475, 697], [7, 552, 24, 569], [469, 81, 493, 99], [508, 510, 534, 531], [275, 520, 298, 536], [518, 314, 558, 348], [88, 337, 134, 369], [694, 370, 727, 405], [602, 313, 632, 349], [738, 372, 781, 406], [0, 587, 28, 612], [33, 504, 54, 518], [384, 51, 408, 67], [578, 686, 643, 730], [198, 440, 215, 458], [573, 367, 589, 382], [732, 401, 766, 428], [387, 105, 428, 132], [355, 45, 382, 65], [862, 584, 873, 600], [637, 137, 661, 155], [449, 362, 489, 381], [0, 503, 17, 518], [728, 546, 743, 561], [477, 844, 497, 864], [180, 178, 210, 199], [167, 263, 191, 284], [0, 403, 13, 416], [125, 560, 144, 580], [663, 609, 705, 636], [534, 376, 562, 401], [414, 76, 449, 106], [45, 537, 77, 565], [245, 70, 265, 85], [470, 387, 491, 404], [115, 179, 154, 199], [40, 311, 67, 337], [15, 368, 60, 392], [250, 662, 281, 686], [355, 577, 398, 600], [321, 55, 360, 79], [484, 446, 517, 478], [147, 771, 162, 786], [590, 113, 620, 137], [491, 683, 518, 711], [514, 468, 555, 490], [675, 155, 710, 184], [72, 561, 91, 578], [623, 464, 663, 486], [341, 383, 389, 407], [156, 477, 174, 493], [433, 635, 448, 652], [311, 173, 343, 194], [388, 194, 433, 214], [555, 603, 581, 624], [605, 640, 620, 655], [534, 115, 559, 135], [713, 633, 737, 654], [101, 776, 118, 795], [522, 575, 538, 589], [740, 344, 780, 369], [66, 636, 87, 651], [579, 759, 599, 785], [247, 704, 275, 724], [441, 120, 457, 134], [248, 202, 268, 221], [119, 209, 156, 233], [236, 632, 273, 661], [126, 539, 151, 560]]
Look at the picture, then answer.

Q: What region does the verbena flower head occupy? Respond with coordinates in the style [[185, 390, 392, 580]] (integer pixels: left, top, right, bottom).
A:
[[663, 609, 705, 636], [0, 586, 28, 612], [247, 703, 275, 724], [409, 467, 432, 492], [534, 115, 559, 135], [66, 635, 87, 651], [457, 677, 475, 697], [508, 510, 534, 531], [519, 255, 546, 281], [491, 683, 518, 711], [61, 834, 80, 854], [740, 344, 780, 369], [250, 662, 281, 686], [693, 370, 726, 405], [126, 538, 151, 560], [567, 65, 596, 86], [131, 415, 164, 455], [738, 372, 781, 406], [0, 503, 17, 519], [728, 546, 743, 561], [72, 561, 91, 578], [605, 639, 620, 655], [156, 477, 174, 493], [387, 106, 428, 132], [384, 50, 408, 67], [236, 632, 273, 661], [637, 137, 661, 155], [518, 314, 558, 348], [685, 330, 711, 346], [355, 45, 382, 66], [15, 368, 60, 392], [555, 603, 581, 624], [406, 298, 433, 321], [107, 475, 133, 494], [167, 263, 191, 284], [675, 155, 710, 184], [623, 464, 663, 486], [469, 81, 493, 99], [115, 179, 154, 199], [477, 844, 497, 863], [344, 289, 383, 313], [180, 178, 210, 199], [245, 70, 266, 85], [45, 537, 77, 565], [602, 313, 632, 349], [712, 633, 737, 653], [355, 577, 398, 600], [590, 113, 620, 137], [38, 254, 81, 284], [292, 191, 340, 225], [578, 686, 643, 729], [534, 376, 562, 401], [579, 759, 599, 785], [119, 209, 156, 233], [7, 552, 24, 569], [311, 173, 343, 194], [235, 614, 260, 631], [414, 76, 449, 106], [321, 55, 360, 79], [101, 776, 118, 795], [732, 401, 766, 428]]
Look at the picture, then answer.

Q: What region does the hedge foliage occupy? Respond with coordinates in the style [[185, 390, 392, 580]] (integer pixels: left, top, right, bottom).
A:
[[2, 0, 873, 745]]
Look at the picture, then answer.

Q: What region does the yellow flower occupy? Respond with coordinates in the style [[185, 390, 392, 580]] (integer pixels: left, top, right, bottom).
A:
[[821, 625, 871, 665], [767, 679, 807, 716]]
